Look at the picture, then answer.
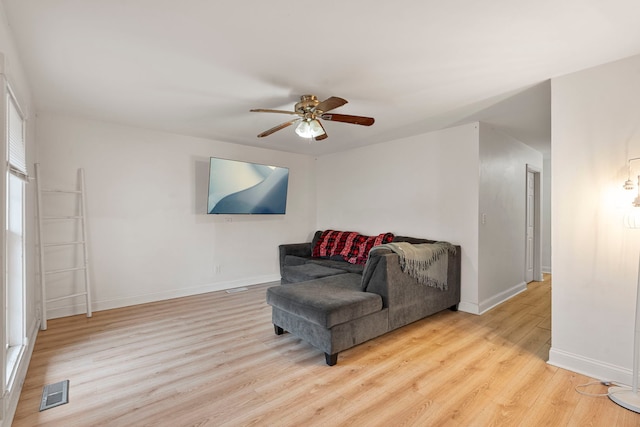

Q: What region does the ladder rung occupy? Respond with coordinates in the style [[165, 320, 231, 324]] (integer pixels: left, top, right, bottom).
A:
[[45, 266, 87, 275], [43, 216, 83, 220], [42, 189, 82, 194], [44, 241, 85, 247], [46, 292, 88, 303]]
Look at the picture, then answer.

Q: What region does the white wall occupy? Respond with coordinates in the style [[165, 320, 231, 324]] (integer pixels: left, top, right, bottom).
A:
[[315, 121, 543, 314], [36, 113, 317, 317], [478, 123, 543, 312], [549, 54, 640, 384], [0, 3, 38, 426], [316, 123, 481, 311], [542, 156, 552, 273]]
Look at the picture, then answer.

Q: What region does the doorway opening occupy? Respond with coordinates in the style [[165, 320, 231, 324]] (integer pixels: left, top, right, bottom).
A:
[[526, 165, 542, 283]]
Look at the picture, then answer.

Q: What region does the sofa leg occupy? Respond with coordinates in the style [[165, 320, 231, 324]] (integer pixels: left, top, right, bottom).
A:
[[449, 304, 459, 312], [274, 325, 285, 335], [325, 353, 338, 366]]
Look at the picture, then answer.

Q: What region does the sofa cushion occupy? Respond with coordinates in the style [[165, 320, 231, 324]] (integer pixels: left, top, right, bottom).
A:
[[282, 263, 347, 283], [308, 258, 365, 275], [266, 274, 383, 328], [283, 255, 312, 266]]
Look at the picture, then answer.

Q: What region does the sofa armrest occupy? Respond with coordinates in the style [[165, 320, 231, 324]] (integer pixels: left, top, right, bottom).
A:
[[279, 242, 313, 276], [362, 245, 461, 329]]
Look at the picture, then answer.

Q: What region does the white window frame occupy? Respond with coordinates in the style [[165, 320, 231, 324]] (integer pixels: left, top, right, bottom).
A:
[[1, 77, 27, 409]]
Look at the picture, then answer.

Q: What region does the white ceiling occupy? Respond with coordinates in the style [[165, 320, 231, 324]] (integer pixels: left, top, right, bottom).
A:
[[3, 1, 640, 157]]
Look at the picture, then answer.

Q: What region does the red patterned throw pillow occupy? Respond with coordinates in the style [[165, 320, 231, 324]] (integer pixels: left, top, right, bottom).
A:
[[346, 233, 395, 265], [312, 230, 394, 265], [312, 230, 359, 258]]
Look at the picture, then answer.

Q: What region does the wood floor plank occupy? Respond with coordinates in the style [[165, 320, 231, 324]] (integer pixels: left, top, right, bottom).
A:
[[12, 275, 640, 426]]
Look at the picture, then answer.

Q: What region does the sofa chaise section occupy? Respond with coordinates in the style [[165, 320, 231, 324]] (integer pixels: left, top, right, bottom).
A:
[[267, 273, 389, 365]]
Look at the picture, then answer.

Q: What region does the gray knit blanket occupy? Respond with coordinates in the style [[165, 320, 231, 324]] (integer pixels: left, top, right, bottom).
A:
[[371, 241, 456, 290]]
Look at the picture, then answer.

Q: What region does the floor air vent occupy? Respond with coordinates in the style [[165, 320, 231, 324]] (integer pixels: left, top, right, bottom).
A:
[[226, 287, 248, 294], [39, 380, 69, 411]]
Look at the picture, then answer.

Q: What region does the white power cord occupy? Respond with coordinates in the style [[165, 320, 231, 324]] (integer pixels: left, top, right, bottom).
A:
[[575, 380, 629, 397]]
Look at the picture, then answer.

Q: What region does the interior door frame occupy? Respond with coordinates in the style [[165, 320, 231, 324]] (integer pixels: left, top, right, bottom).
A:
[[526, 164, 543, 282]]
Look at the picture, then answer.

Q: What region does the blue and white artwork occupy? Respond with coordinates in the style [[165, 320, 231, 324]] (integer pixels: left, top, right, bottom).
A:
[[207, 158, 289, 214]]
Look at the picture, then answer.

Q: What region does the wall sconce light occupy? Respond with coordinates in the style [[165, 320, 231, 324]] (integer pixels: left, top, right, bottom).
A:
[[623, 158, 640, 207]]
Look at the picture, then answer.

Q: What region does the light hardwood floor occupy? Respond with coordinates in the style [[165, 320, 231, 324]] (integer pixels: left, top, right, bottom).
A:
[[13, 275, 640, 426]]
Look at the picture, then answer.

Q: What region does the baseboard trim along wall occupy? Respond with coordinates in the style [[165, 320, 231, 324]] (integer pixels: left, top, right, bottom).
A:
[[45, 274, 281, 320], [458, 281, 527, 315], [548, 347, 631, 386], [457, 301, 480, 314]]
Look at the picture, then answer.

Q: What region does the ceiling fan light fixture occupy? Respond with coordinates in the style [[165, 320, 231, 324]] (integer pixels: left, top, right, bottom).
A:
[[295, 119, 324, 138], [309, 119, 324, 137], [251, 95, 373, 140]]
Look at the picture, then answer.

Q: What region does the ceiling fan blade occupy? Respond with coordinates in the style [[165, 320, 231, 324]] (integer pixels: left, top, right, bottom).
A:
[[250, 108, 301, 116], [320, 113, 375, 126], [314, 121, 328, 141], [257, 119, 299, 138], [315, 96, 348, 113]]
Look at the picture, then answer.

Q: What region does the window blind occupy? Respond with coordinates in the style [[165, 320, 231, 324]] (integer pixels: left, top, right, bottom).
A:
[[7, 90, 26, 180]]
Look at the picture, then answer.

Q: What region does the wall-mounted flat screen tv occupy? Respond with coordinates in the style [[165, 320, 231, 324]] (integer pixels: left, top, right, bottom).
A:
[[207, 157, 289, 214]]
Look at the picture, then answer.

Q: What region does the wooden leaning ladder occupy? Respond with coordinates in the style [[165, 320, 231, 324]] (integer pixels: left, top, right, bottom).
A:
[[35, 163, 92, 330]]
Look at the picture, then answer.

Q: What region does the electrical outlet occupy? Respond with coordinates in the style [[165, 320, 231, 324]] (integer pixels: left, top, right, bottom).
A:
[[215, 264, 222, 274]]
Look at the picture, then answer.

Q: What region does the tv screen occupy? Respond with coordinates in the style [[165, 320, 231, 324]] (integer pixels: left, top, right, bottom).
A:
[[207, 157, 289, 214]]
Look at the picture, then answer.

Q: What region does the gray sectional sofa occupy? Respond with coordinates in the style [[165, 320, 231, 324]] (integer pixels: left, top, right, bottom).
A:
[[266, 231, 462, 365]]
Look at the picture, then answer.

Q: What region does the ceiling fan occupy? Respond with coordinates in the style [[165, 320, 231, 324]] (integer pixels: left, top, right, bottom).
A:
[[250, 95, 374, 141]]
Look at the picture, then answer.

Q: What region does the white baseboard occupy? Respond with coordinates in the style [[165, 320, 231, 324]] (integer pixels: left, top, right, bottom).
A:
[[479, 281, 527, 314], [458, 301, 480, 314], [542, 266, 552, 274], [458, 281, 527, 315], [45, 274, 281, 320], [548, 347, 631, 385]]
